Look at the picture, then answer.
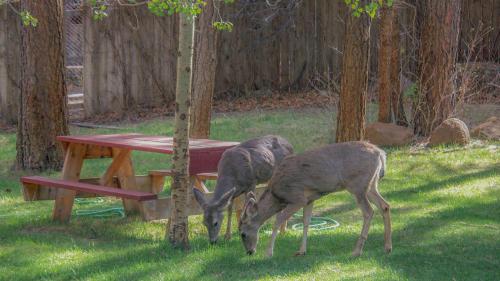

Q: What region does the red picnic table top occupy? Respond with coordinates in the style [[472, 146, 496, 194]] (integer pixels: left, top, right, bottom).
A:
[[57, 133, 240, 154], [57, 133, 240, 175]]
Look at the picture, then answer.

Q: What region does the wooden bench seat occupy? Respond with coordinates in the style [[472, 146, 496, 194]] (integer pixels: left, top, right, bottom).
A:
[[21, 176, 157, 201]]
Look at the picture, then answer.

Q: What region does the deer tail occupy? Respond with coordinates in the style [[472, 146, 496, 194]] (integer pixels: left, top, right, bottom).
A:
[[378, 150, 387, 179]]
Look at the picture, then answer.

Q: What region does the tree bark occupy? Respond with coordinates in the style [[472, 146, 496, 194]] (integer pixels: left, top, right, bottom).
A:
[[336, 5, 371, 142], [17, 0, 69, 171], [377, 6, 393, 123], [378, 3, 408, 126], [413, 0, 461, 136], [168, 13, 194, 250], [190, 0, 218, 139], [0, 5, 21, 125], [390, 7, 408, 126]]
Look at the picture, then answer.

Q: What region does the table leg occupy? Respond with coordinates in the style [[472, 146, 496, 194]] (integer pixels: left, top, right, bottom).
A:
[[52, 143, 87, 223], [192, 176, 210, 193], [112, 148, 142, 215]]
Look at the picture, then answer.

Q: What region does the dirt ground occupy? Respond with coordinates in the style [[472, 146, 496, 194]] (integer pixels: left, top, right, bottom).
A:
[[1, 92, 499, 132]]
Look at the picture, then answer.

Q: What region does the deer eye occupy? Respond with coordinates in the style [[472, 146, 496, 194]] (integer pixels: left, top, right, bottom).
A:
[[213, 222, 218, 227], [241, 233, 247, 240]]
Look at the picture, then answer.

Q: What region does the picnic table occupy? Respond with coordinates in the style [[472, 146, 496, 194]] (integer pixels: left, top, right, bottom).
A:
[[21, 133, 239, 223]]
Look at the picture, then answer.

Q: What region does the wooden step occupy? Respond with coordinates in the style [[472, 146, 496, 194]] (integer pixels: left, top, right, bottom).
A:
[[21, 176, 157, 201]]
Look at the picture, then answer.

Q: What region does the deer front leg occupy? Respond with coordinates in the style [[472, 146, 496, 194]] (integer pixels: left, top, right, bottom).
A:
[[266, 204, 303, 257], [295, 202, 313, 256], [224, 199, 234, 240], [279, 220, 287, 234]]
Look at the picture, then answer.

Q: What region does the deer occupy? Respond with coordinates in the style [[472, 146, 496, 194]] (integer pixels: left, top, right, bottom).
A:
[[238, 141, 391, 257], [193, 135, 294, 244]]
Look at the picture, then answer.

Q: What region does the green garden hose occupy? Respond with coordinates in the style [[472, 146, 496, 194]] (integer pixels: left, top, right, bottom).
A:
[[74, 207, 125, 218], [263, 213, 340, 233], [74, 198, 125, 218], [290, 213, 340, 231], [74, 197, 105, 204]]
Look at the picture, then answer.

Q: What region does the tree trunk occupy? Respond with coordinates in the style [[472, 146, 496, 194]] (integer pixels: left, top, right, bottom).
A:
[[0, 5, 21, 125], [190, 0, 218, 139], [336, 6, 371, 142], [413, 0, 461, 136], [17, 0, 69, 171], [377, 6, 393, 123], [168, 13, 195, 250], [390, 7, 408, 126]]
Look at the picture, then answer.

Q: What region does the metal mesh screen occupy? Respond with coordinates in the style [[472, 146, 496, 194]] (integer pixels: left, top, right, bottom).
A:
[[64, 0, 84, 117]]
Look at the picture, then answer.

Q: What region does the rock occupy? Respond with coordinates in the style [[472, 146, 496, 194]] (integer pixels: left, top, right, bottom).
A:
[[428, 118, 470, 146], [471, 116, 500, 141], [365, 122, 414, 146]]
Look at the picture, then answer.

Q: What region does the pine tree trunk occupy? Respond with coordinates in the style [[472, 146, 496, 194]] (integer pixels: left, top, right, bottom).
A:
[[377, 6, 393, 123], [336, 6, 371, 142], [390, 8, 408, 126], [0, 5, 21, 125], [190, 0, 218, 139], [17, 0, 69, 171], [168, 13, 194, 250], [413, 0, 461, 136]]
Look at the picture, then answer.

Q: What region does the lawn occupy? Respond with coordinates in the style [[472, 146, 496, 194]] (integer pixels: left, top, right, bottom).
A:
[[0, 108, 499, 281]]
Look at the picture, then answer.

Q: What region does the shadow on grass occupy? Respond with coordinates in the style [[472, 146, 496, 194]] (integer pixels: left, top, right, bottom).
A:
[[3, 193, 499, 281], [373, 195, 500, 281], [386, 164, 499, 200]]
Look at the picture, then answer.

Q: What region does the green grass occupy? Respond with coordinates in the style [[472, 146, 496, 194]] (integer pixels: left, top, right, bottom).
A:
[[0, 108, 499, 281]]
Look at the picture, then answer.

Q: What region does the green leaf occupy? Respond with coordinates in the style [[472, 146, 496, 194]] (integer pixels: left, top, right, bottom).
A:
[[20, 11, 38, 27]]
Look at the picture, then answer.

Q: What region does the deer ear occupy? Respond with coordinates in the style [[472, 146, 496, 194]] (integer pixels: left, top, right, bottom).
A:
[[215, 188, 236, 210], [241, 197, 258, 222], [245, 191, 256, 201], [193, 188, 208, 209]]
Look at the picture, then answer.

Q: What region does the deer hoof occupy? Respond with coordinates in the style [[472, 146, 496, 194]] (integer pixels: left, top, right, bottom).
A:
[[266, 250, 274, 258], [294, 251, 306, 257]]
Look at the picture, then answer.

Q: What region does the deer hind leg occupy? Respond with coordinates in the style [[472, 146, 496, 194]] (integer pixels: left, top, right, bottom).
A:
[[296, 202, 314, 256], [279, 220, 287, 234], [367, 181, 392, 253], [352, 193, 374, 257], [267, 203, 303, 257], [224, 199, 234, 240]]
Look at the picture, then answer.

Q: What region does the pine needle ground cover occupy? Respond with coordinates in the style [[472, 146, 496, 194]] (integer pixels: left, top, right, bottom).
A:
[[1, 109, 498, 281]]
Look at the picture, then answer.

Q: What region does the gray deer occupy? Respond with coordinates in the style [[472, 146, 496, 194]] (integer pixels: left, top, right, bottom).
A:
[[239, 141, 391, 257], [193, 135, 294, 244]]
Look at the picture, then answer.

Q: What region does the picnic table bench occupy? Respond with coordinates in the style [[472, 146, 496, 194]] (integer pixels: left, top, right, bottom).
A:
[[20, 134, 239, 223]]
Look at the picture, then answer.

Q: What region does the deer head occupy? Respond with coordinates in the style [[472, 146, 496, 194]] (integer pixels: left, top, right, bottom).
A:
[[238, 192, 260, 255], [193, 187, 235, 244]]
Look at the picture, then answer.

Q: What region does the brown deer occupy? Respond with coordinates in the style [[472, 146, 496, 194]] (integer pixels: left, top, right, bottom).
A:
[[239, 141, 391, 257], [193, 135, 293, 244]]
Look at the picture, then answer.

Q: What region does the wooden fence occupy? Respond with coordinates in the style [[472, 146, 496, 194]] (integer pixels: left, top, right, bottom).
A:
[[0, 0, 498, 120]]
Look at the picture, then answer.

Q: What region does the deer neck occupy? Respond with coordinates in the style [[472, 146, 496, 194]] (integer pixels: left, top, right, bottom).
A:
[[253, 189, 286, 227], [211, 176, 236, 204]]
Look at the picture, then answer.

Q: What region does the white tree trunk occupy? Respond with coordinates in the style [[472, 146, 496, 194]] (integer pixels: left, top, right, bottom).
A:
[[168, 13, 195, 249]]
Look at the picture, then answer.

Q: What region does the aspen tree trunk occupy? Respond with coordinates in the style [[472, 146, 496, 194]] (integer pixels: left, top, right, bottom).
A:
[[17, 0, 69, 171], [336, 4, 371, 142], [168, 12, 195, 249], [413, 0, 461, 136], [190, 0, 218, 139]]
